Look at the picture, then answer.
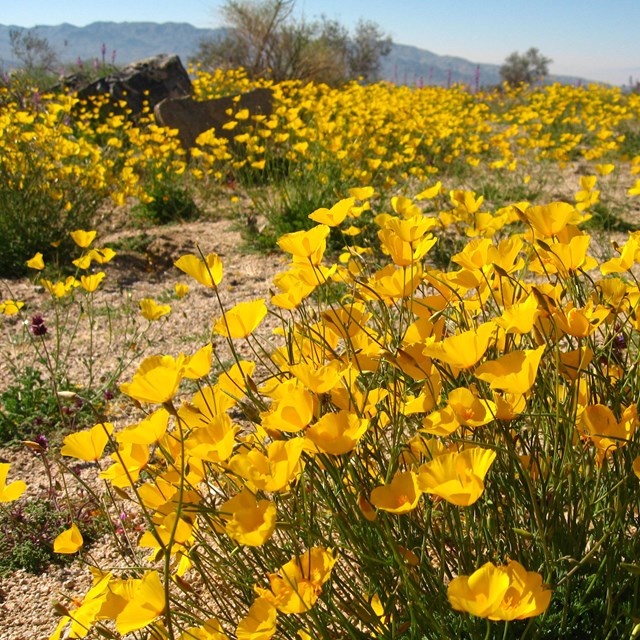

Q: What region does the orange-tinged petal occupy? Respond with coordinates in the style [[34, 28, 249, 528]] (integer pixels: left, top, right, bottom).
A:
[[370, 471, 421, 513], [489, 560, 552, 621], [448, 562, 510, 617]]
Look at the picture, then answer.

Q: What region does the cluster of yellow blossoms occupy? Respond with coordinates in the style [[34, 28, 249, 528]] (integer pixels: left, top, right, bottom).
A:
[[19, 184, 635, 638]]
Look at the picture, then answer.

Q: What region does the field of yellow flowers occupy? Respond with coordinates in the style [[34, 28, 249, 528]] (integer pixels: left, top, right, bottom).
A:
[[2, 69, 640, 639]]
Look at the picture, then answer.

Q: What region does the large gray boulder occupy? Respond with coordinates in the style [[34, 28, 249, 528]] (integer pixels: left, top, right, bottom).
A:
[[76, 54, 192, 117], [154, 87, 273, 149]]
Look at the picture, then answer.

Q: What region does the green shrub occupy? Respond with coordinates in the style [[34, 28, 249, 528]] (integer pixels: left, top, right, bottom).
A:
[[0, 367, 103, 445], [0, 495, 108, 575], [132, 179, 200, 226]]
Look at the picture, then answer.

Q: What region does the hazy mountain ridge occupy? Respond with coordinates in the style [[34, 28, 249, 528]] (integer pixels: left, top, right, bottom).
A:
[[0, 21, 586, 87]]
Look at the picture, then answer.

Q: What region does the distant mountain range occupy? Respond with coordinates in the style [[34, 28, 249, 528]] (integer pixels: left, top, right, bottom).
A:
[[0, 22, 587, 87]]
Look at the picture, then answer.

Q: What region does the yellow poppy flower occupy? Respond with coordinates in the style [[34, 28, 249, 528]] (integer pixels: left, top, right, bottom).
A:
[[80, 271, 106, 293], [289, 360, 343, 394], [229, 439, 305, 493], [580, 403, 638, 461], [219, 488, 277, 546], [447, 388, 496, 428], [261, 387, 316, 433], [495, 294, 540, 334], [552, 302, 610, 337], [348, 185, 375, 200], [116, 408, 169, 445], [120, 354, 184, 404], [60, 422, 114, 462], [100, 442, 150, 487], [184, 414, 239, 463], [308, 197, 355, 226], [88, 247, 117, 264], [180, 619, 231, 640], [115, 571, 166, 635], [70, 229, 97, 248], [305, 410, 369, 455], [139, 297, 171, 321], [448, 561, 510, 618], [448, 560, 550, 620], [276, 224, 330, 266], [255, 547, 336, 614], [182, 342, 213, 379], [0, 300, 24, 316], [214, 299, 267, 338], [417, 447, 496, 506], [26, 252, 45, 270], [370, 471, 422, 514], [236, 597, 277, 640], [0, 463, 27, 502], [416, 181, 442, 199], [175, 282, 190, 298], [475, 346, 545, 395], [175, 253, 223, 287], [517, 202, 575, 237], [423, 322, 495, 370], [53, 523, 84, 554]]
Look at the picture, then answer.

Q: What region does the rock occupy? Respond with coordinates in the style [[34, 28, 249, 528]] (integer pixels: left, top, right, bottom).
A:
[[76, 54, 192, 118], [154, 87, 273, 149]]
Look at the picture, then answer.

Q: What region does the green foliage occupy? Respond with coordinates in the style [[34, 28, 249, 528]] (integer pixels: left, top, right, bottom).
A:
[[584, 202, 638, 232], [242, 171, 345, 252], [536, 572, 636, 639], [0, 367, 100, 444], [132, 179, 200, 226], [0, 164, 100, 278], [0, 496, 108, 576]]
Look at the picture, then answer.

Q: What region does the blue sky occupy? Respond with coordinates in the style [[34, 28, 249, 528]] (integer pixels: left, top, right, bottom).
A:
[[3, 0, 639, 85]]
